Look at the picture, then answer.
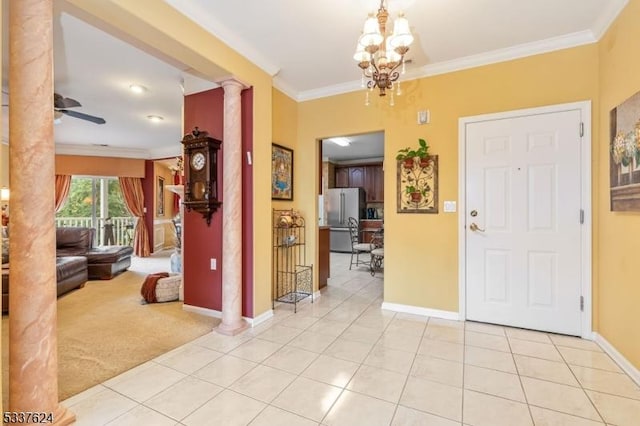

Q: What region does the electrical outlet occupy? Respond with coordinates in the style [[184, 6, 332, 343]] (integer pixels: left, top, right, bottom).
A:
[[210, 258, 217, 270]]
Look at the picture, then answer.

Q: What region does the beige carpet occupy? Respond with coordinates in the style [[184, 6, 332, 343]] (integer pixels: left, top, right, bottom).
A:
[[2, 250, 218, 403]]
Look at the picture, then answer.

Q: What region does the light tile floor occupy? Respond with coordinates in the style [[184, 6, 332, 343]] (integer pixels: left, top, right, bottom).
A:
[[63, 253, 640, 425]]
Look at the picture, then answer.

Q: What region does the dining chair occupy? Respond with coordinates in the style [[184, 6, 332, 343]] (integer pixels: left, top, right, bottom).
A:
[[347, 217, 374, 270]]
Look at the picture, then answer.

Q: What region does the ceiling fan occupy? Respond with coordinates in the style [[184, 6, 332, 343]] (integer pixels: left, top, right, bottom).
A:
[[54, 93, 106, 125], [2, 91, 106, 125]]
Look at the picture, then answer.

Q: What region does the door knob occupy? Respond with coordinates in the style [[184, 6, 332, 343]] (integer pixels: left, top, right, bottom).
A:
[[469, 223, 485, 232]]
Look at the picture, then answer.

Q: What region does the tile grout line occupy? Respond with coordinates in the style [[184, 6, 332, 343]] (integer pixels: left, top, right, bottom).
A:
[[388, 315, 429, 424], [553, 338, 608, 424], [506, 329, 536, 425]]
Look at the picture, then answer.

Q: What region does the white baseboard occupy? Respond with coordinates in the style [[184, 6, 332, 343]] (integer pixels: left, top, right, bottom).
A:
[[381, 302, 460, 321], [593, 332, 640, 387], [248, 309, 273, 327], [182, 304, 222, 318], [182, 304, 274, 328]]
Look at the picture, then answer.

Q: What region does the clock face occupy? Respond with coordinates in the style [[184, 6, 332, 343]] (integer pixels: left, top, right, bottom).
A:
[[191, 152, 206, 171]]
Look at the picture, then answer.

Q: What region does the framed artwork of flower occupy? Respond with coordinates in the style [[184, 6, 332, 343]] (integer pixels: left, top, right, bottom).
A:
[[610, 90, 640, 211]]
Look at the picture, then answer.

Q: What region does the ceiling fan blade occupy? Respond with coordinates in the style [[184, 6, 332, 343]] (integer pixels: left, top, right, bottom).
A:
[[54, 93, 81, 109], [60, 109, 106, 124]]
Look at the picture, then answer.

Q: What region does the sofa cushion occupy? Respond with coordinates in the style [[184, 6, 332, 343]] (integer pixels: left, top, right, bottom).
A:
[[56, 227, 95, 256], [56, 256, 88, 282], [85, 245, 134, 264]]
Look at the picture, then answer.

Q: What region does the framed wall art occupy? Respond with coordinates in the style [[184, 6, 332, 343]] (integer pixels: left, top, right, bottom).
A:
[[397, 155, 438, 213], [157, 176, 165, 216], [610, 90, 640, 211], [272, 143, 294, 201]]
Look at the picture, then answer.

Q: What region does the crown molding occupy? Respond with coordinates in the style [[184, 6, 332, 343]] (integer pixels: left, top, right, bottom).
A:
[[420, 30, 596, 78], [297, 30, 598, 102], [164, 0, 280, 77], [55, 143, 150, 159], [297, 80, 363, 102], [272, 76, 299, 102], [591, 0, 629, 40]]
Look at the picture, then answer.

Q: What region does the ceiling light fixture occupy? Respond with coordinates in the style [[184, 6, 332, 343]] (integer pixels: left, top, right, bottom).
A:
[[354, 0, 414, 106], [129, 84, 147, 94], [327, 137, 351, 147], [147, 115, 164, 123]]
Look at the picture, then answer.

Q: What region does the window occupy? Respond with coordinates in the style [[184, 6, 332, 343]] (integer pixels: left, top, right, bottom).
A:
[[56, 177, 134, 245]]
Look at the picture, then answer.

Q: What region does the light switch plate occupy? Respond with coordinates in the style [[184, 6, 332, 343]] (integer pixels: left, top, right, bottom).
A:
[[444, 201, 457, 212]]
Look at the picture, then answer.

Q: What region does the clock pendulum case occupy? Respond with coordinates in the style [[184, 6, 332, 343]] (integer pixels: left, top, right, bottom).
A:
[[181, 127, 222, 225]]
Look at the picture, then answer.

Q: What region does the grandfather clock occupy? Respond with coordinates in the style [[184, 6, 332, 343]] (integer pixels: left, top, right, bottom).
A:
[[182, 127, 222, 225]]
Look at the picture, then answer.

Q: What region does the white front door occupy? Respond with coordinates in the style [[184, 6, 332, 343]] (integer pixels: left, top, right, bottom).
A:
[[464, 107, 585, 336]]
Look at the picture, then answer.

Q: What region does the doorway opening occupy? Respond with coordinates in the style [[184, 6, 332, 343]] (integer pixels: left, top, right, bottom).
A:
[[319, 131, 385, 286]]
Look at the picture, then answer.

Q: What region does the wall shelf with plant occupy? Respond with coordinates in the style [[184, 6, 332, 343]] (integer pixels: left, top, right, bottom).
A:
[[396, 139, 438, 213]]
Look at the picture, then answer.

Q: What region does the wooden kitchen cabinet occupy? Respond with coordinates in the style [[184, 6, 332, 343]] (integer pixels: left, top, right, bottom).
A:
[[334, 164, 384, 202], [318, 226, 330, 288], [348, 167, 365, 188], [335, 167, 349, 188], [365, 165, 384, 202]]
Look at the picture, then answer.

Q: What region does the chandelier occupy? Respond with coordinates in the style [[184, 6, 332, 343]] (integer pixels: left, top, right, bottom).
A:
[[354, 0, 414, 105]]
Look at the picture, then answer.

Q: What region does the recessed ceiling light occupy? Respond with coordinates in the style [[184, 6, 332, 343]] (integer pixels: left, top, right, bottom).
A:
[[327, 137, 351, 147], [129, 84, 147, 94], [147, 115, 164, 123]]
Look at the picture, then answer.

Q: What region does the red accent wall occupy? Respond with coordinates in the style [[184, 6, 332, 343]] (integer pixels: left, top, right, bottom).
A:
[[143, 160, 155, 251], [183, 88, 225, 310], [241, 88, 254, 317], [183, 87, 254, 316]]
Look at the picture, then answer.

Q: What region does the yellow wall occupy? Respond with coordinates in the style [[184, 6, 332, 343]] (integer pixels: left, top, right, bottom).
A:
[[298, 45, 599, 312], [597, 0, 640, 368], [272, 88, 299, 210]]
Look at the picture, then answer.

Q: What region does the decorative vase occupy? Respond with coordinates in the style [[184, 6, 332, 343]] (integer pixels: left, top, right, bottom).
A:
[[170, 248, 182, 273]]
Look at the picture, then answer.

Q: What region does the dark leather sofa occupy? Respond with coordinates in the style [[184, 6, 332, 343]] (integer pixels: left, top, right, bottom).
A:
[[2, 255, 88, 314], [56, 227, 134, 280]]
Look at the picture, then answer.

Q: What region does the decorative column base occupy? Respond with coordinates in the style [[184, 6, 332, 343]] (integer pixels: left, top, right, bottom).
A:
[[216, 319, 249, 336], [53, 405, 76, 425]]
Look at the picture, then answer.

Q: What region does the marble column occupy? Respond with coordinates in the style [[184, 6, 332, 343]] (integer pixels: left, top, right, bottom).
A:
[[217, 79, 249, 336], [8, 0, 74, 424]]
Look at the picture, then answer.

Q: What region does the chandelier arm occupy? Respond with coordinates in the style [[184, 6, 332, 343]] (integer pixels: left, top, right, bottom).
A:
[[388, 70, 400, 83]]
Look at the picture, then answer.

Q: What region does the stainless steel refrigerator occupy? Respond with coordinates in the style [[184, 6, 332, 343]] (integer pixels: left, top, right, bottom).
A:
[[327, 188, 366, 252]]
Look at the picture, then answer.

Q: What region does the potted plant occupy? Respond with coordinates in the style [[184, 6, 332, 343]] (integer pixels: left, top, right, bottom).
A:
[[396, 138, 430, 169], [405, 185, 422, 202]]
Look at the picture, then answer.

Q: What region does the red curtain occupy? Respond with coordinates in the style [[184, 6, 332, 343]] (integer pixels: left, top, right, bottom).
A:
[[173, 172, 182, 215], [118, 177, 151, 257], [54, 174, 72, 212]]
